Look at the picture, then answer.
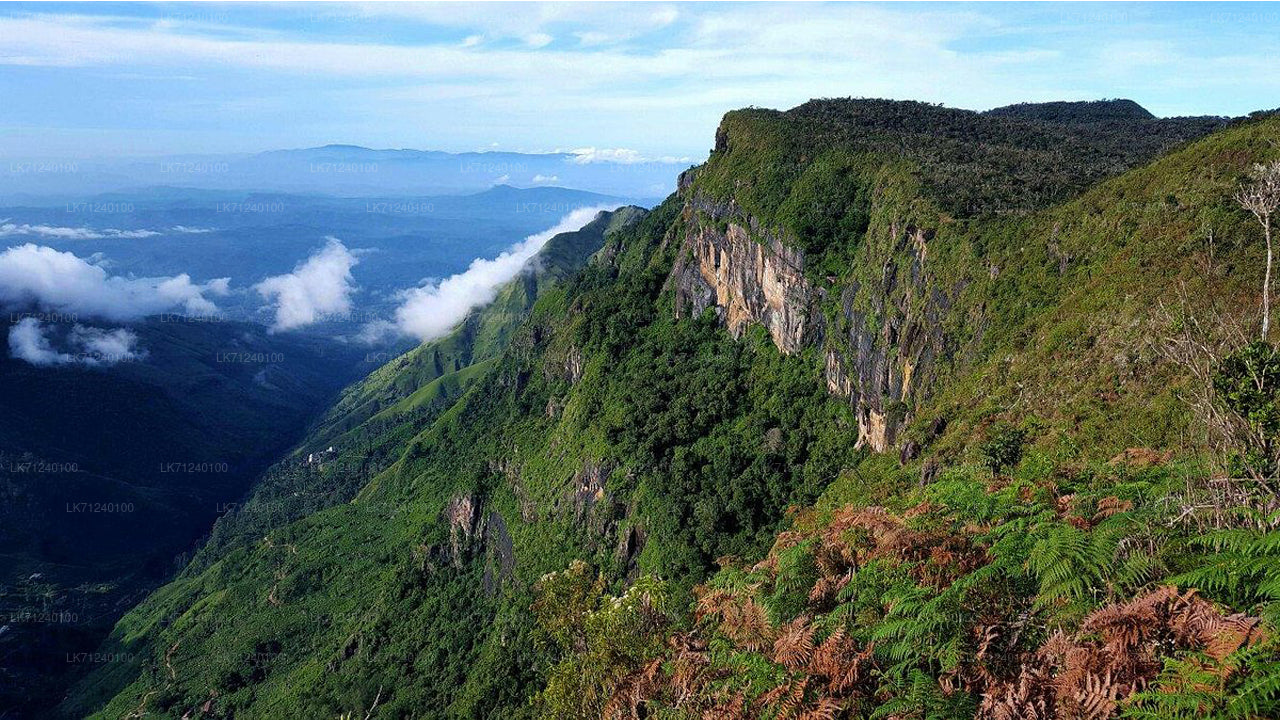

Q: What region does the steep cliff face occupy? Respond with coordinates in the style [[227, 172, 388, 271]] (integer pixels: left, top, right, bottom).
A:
[[669, 177, 950, 453], [823, 222, 952, 452], [670, 189, 817, 354]]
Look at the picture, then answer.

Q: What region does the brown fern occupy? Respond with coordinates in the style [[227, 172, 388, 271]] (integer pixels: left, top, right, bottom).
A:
[[773, 616, 816, 669], [977, 586, 1266, 720]]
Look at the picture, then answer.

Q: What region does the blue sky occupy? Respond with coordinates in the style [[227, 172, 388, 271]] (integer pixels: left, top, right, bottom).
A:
[[1, 2, 1278, 160]]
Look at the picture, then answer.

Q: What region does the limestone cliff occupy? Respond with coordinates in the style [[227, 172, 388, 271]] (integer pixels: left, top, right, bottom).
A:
[[670, 188, 817, 354]]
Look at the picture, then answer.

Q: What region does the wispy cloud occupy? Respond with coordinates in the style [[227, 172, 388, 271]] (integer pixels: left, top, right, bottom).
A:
[[0, 222, 212, 240], [567, 148, 692, 165], [0, 3, 1276, 158], [368, 205, 615, 342]]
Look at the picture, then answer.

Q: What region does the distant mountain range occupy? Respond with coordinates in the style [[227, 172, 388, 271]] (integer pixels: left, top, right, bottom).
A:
[[0, 145, 692, 202], [0, 184, 636, 331]]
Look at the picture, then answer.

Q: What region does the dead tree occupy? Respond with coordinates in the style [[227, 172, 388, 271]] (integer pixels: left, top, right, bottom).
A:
[[1236, 161, 1280, 338]]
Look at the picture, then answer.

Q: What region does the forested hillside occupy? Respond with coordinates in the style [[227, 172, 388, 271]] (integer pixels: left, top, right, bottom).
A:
[[188, 207, 647, 566], [65, 100, 1280, 719]]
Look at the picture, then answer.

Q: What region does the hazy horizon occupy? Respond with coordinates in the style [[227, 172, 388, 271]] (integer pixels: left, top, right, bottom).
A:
[[2, 2, 1278, 159]]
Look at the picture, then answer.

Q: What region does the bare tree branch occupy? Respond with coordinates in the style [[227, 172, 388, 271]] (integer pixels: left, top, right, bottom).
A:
[[1236, 160, 1280, 338]]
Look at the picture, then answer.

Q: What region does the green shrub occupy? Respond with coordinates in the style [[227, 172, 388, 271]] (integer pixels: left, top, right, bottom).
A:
[[1214, 340, 1280, 480], [980, 424, 1028, 476]]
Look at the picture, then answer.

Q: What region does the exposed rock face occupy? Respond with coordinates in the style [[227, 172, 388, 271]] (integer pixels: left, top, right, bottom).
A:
[[823, 225, 949, 452], [443, 495, 515, 592], [544, 345, 585, 385], [571, 460, 612, 522], [670, 186, 952, 453], [563, 346, 584, 384], [671, 194, 816, 354], [445, 494, 481, 568], [566, 459, 628, 552], [481, 511, 515, 595], [616, 524, 646, 579]]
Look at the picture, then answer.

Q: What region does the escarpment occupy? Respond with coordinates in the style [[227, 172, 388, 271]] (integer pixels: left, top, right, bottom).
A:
[[664, 96, 1223, 454], [669, 174, 953, 454], [670, 190, 817, 354]]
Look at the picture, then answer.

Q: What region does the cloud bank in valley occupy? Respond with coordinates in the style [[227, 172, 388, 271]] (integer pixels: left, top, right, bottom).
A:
[[375, 205, 616, 342], [0, 243, 230, 320], [0, 222, 212, 240], [567, 148, 692, 165], [8, 318, 144, 367], [255, 238, 359, 332]]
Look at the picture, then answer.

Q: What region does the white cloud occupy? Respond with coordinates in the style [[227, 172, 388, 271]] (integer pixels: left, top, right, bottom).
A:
[[377, 205, 616, 342], [566, 147, 693, 165], [8, 317, 144, 367], [71, 324, 143, 363], [0, 222, 212, 240], [524, 32, 553, 49], [8, 318, 70, 365], [531, 174, 559, 183], [0, 243, 229, 320], [255, 238, 358, 332], [461, 34, 482, 48]]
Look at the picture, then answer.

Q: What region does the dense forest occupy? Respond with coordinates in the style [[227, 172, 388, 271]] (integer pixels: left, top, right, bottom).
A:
[[61, 99, 1280, 719]]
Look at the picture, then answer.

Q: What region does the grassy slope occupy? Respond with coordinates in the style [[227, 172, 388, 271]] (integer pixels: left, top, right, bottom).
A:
[[69, 109, 1280, 719], [304, 206, 647, 455]]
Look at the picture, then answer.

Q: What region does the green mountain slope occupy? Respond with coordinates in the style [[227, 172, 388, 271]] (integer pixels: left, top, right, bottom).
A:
[[178, 206, 647, 573], [306, 205, 647, 453], [66, 101, 1280, 719], [532, 109, 1280, 720]]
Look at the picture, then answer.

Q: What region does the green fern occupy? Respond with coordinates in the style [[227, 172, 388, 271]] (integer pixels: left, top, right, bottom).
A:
[[1125, 645, 1280, 720], [1027, 522, 1108, 609], [870, 668, 975, 720], [1174, 526, 1280, 618]]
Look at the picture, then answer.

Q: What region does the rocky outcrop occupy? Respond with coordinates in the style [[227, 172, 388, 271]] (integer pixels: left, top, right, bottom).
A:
[[671, 194, 817, 354], [822, 225, 949, 452], [571, 460, 612, 521], [565, 459, 629, 552], [443, 494, 515, 593], [445, 494, 481, 568], [670, 184, 953, 453]]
